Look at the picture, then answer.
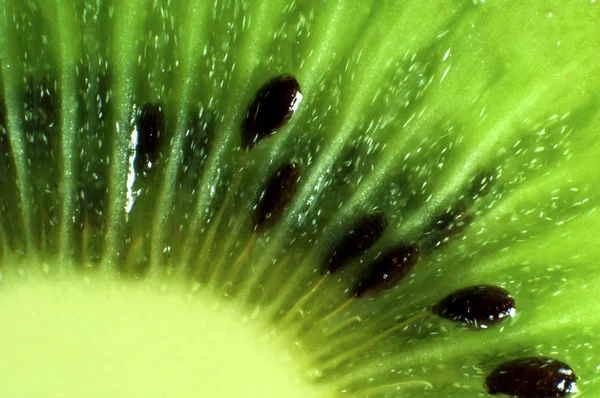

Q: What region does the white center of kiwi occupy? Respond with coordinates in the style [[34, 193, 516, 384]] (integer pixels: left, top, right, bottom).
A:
[[0, 266, 324, 398]]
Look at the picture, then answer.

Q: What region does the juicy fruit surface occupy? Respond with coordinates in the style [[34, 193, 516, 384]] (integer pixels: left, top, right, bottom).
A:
[[0, 0, 600, 397]]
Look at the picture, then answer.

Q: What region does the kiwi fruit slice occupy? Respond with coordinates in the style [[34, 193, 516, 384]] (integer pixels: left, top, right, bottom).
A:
[[0, 0, 599, 397]]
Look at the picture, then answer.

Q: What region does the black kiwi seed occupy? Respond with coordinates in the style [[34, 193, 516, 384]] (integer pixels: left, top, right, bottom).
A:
[[255, 162, 301, 231], [432, 285, 515, 329], [135, 103, 164, 173], [324, 213, 388, 275], [352, 244, 420, 298], [485, 356, 578, 397], [241, 74, 302, 150]]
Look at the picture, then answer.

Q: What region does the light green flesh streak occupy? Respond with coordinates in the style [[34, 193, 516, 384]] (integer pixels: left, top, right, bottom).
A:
[[0, 0, 600, 397]]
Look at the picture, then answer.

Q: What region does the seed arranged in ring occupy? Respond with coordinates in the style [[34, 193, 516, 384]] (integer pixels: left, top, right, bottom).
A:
[[241, 74, 302, 150], [135, 103, 165, 173], [485, 356, 578, 397], [432, 285, 516, 329]]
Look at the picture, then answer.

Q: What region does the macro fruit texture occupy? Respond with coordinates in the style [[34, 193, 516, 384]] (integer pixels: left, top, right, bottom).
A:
[[0, 0, 599, 397]]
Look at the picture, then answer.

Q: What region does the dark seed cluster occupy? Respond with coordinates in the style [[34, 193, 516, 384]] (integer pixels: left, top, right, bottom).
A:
[[486, 356, 578, 397], [0, 0, 589, 387], [240, 76, 576, 397], [432, 285, 515, 329], [241, 74, 302, 150], [0, 38, 585, 396]]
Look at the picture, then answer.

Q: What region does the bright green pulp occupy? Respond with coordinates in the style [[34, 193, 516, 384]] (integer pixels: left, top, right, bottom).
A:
[[0, 0, 600, 397]]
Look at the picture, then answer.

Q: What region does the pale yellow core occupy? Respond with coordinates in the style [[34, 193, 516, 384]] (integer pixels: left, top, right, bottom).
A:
[[0, 270, 324, 398]]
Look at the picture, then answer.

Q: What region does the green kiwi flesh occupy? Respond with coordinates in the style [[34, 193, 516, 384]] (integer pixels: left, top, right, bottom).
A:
[[1, 0, 600, 397]]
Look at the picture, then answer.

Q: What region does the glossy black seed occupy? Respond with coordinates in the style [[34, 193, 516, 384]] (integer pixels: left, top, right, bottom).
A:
[[135, 103, 164, 172], [432, 285, 515, 328], [255, 162, 301, 231], [324, 213, 388, 274], [352, 244, 420, 298], [486, 357, 578, 397], [241, 74, 302, 150]]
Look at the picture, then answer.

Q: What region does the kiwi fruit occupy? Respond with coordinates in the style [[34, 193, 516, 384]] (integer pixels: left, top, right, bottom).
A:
[[0, 0, 599, 397]]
